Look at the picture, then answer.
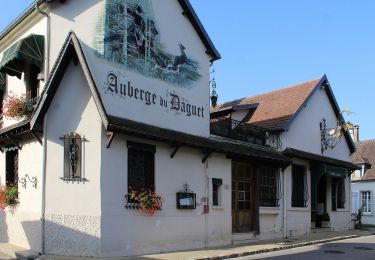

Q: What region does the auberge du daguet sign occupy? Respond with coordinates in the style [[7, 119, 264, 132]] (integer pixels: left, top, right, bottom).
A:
[[104, 72, 205, 118]]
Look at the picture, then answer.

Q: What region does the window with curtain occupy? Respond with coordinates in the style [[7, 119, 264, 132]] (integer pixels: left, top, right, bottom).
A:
[[361, 191, 372, 214]]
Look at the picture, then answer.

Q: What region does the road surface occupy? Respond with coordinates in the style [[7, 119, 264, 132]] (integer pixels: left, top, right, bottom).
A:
[[233, 235, 375, 260]]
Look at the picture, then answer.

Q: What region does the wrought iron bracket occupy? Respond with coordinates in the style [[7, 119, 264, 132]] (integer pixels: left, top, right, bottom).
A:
[[19, 174, 38, 189], [26, 174, 38, 188], [19, 177, 27, 189], [106, 132, 115, 149], [170, 145, 180, 158]]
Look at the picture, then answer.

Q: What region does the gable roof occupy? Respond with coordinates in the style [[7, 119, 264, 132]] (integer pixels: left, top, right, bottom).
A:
[[212, 75, 356, 153], [0, 0, 220, 61], [352, 140, 375, 180], [31, 31, 289, 165]]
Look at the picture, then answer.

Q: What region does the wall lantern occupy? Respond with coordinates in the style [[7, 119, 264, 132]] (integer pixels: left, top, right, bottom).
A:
[[210, 78, 218, 108]]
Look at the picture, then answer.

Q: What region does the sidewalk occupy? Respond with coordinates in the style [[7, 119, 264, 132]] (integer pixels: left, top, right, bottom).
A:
[[1, 228, 375, 260]]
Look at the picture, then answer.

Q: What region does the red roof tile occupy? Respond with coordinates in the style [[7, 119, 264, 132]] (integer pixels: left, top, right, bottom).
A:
[[212, 78, 322, 130], [352, 140, 375, 180]]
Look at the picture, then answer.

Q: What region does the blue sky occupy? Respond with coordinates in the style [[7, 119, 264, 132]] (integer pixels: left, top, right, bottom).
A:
[[1, 1, 374, 140]]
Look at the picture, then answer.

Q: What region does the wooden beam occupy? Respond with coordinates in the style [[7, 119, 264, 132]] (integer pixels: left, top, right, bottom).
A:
[[30, 131, 43, 145], [202, 152, 211, 164], [170, 145, 180, 159], [106, 132, 115, 149], [6, 135, 21, 150]]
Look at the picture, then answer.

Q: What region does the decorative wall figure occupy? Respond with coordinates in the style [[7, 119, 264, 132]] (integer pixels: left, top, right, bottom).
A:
[[63, 132, 82, 179], [95, 0, 201, 87]]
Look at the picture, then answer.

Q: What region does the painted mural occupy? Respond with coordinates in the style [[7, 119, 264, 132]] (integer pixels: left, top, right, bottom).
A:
[[94, 0, 201, 87]]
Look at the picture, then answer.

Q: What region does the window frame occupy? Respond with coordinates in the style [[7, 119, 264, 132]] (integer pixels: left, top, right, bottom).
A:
[[127, 141, 156, 193], [259, 167, 280, 207], [212, 178, 223, 207], [360, 191, 372, 214]]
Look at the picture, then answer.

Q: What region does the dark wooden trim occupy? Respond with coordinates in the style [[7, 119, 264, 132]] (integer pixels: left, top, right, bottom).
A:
[[30, 130, 43, 145], [170, 145, 180, 159], [202, 152, 211, 163], [106, 131, 115, 149]]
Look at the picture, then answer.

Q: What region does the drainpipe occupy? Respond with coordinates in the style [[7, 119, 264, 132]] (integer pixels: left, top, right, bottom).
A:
[[282, 168, 287, 238], [35, 3, 50, 255], [35, 3, 50, 79]]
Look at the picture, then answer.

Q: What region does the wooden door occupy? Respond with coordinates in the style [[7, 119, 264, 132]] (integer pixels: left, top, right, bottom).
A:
[[232, 162, 256, 233]]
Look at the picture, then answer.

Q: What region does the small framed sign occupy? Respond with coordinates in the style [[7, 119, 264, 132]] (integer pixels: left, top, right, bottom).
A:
[[176, 192, 196, 209]]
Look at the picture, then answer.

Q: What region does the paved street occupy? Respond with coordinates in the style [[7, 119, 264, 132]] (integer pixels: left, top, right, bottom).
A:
[[234, 235, 375, 260]]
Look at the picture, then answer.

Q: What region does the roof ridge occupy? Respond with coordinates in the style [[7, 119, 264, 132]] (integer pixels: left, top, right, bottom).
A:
[[243, 76, 323, 100], [216, 76, 323, 108], [356, 139, 375, 143]]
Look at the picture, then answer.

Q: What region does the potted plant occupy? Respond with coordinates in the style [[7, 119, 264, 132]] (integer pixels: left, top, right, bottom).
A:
[[2, 94, 30, 119], [0, 184, 19, 213], [321, 212, 331, 228], [126, 188, 163, 216]]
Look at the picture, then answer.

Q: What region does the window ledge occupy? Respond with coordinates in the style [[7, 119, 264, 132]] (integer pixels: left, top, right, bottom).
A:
[[212, 206, 224, 210], [59, 177, 88, 183], [287, 207, 310, 212], [363, 213, 373, 216], [335, 209, 350, 213], [260, 207, 280, 215]]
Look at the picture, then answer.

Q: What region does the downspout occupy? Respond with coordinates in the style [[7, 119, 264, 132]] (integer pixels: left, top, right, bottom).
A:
[[35, 2, 50, 255], [35, 2, 50, 79], [282, 168, 287, 238]]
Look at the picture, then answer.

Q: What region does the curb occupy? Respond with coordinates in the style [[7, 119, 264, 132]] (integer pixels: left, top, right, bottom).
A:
[[194, 235, 359, 260]]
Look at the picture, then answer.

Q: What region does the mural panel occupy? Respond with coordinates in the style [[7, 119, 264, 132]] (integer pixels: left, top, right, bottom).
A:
[[94, 0, 201, 87]]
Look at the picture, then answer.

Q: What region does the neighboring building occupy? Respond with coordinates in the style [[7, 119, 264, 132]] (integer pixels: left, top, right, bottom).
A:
[[351, 139, 375, 224], [211, 76, 357, 237], [0, 0, 358, 258]]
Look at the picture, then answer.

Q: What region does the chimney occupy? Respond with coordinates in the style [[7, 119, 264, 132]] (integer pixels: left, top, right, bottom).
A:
[[347, 122, 359, 142]]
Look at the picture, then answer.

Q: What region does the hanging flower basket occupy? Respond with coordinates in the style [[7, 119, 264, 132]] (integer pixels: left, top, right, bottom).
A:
[[2, 94, 30, 119], [126, 188, 163, 216], [0, 184, 19, 213]]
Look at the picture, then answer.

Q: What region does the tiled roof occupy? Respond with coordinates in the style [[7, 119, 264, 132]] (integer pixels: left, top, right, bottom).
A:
[[212, 78, 322, 130], [352, 140, 375, 180]]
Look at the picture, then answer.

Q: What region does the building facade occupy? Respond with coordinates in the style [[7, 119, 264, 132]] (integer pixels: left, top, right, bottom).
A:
[[0, 0, 357, 257], [351, 139, 375, 225]]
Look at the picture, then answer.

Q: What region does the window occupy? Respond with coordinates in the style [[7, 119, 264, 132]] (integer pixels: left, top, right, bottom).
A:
[[127, 141, 155, 191], [361, 191, 372, 214], [259, 167, 280, 207], [212, 178, 223, 207], [292, 164, 307, 207], [25, 64, 40, 102], [63, 132, 82, 179], [332, 178, 346, 210], [6, 149, 18, 186]]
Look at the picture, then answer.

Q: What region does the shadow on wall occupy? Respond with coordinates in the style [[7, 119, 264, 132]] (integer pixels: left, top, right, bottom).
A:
[[0, 211, 9, 242]]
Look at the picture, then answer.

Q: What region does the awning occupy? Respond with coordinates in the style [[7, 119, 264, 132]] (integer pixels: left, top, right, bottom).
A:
[[0, 34, 44, 79], [283, 147, 359, 171], [0, 72, 6, 91]]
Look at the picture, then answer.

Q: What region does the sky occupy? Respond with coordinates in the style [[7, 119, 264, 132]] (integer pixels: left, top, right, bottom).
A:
[[1, 0, 374, 140]]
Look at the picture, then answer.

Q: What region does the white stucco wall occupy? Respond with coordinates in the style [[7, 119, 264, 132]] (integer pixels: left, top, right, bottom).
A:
[[99, 133, 232, 257], [352, 181, 375, 225], [281, 86, 351, 162], [0, 141, 43, 251], [283, 158, 312, 237], [43, 60, 102, 256]]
